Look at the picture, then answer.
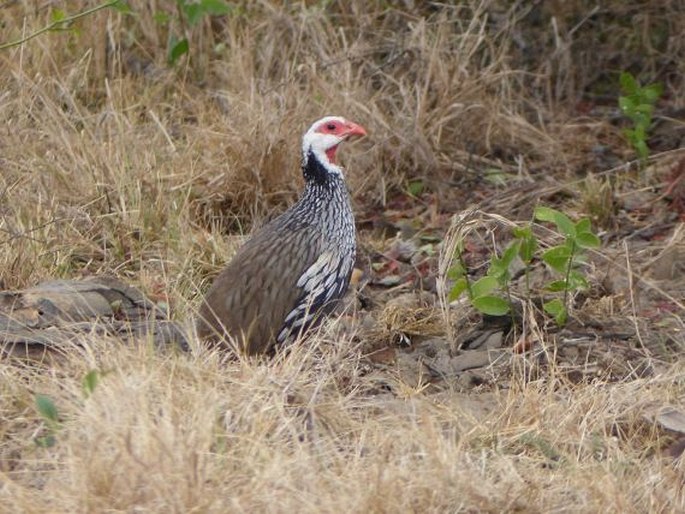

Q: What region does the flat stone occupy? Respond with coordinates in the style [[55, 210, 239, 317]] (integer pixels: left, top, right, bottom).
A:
[[450, 349, 504, 372], [483, 331, 504, 349]]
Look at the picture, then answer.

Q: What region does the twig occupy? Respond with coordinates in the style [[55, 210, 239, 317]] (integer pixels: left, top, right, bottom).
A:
[[0, 1, 121, 51]]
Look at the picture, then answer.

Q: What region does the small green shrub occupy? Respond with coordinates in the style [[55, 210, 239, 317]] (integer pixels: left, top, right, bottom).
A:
[[447, 206, 600, 326], [618, 71, 663, 162], [166, 0, 234, 64]]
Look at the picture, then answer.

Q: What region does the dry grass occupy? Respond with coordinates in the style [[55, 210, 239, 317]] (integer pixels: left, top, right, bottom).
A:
[[1, 1, 684, 512], [2, 337, 684, 512]]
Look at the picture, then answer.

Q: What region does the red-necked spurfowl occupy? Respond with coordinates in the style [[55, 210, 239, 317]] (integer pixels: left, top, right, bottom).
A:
[[197, 116, 367, 355]]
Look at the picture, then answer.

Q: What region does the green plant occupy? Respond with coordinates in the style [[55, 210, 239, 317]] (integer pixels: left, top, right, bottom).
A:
[[82, 369, 101, 399], [167, 0, 234, 64], [618, 71, 663, 162], [447, 206, 600, 326], [0, 0, 234, 66], [33, 370, 102, 447], [34, 394, 61, 448], [533, 206, 600, 325]]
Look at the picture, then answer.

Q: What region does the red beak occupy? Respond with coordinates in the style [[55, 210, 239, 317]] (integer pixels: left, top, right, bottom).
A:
[[343, 121, 367, 138]]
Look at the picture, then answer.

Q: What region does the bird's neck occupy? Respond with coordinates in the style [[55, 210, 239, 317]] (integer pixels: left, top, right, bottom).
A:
[[294, 149, 352, 224], [287, 149, 355, 248], [302, 149, 344, 186]]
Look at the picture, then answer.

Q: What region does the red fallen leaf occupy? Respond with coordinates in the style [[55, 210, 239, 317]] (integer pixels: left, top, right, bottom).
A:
[[386, 194, 421, 212], [415, 261, 431, 277], [512, 335, 534, 354], [655, 301, 679, 313], [147, 281, 170, 305], [366, 346, 397, 364], [641, 301, 679, 319], [377, 259, 400, 274], [575, 99, 596, 115]]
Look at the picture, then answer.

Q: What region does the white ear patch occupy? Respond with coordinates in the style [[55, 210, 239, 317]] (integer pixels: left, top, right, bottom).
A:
[[301, 116, 348, 175]]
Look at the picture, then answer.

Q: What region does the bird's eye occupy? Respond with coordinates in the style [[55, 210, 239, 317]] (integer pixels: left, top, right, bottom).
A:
[[326, 123, 337, 131]]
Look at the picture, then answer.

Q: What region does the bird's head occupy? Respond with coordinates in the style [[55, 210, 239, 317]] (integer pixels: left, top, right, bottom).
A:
[[301, 116, 367, 175]]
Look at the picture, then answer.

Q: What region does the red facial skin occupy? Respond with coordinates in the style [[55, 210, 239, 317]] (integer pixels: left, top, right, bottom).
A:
[[315, 119, 367, 163]]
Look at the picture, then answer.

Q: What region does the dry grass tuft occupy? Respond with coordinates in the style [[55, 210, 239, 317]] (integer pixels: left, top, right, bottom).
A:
[[1, 1, 684, 511]]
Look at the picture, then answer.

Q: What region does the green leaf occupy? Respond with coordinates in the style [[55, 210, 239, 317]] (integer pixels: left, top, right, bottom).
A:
[[575, 218, 592, 234], [633, 123, 647, 140], [82, 370, 100, 398], [514, 227, 537, 264], [543, 298, 567, 325], [35, 434, 57, 448], [407, 179, 424, 197], [533, 206, 559, 223], [488, 257, 507, 280], [201, 0, 233, 15], [519, 237, 536, 263], [51, 9, 67, 23], [489, 241, 519, 284], [618, 96, 636, 114], [418, 243, 435, 256], [572, 252, 587, 265], [488, 265, 509, 284], [483, 169, 511, 186], [500, 241, 520, 270], [535, 206, 577, 237], [542, 246, 571, 273], [448, 277, 468, 302], [642, 83, 663, 103], [545, 279, 568, 292], [35, 394, 59, 425], [512, 226, 531, 239], [472, 295, 511, 316], [635, 139, 649, 160], [620, 72, 638, 94], [568, 270, 589, 289], [575, 231, 600, 249], [564, 236, 578, 250], [153, 11, 170, 24], [634, 103, 654, 116], [184, 4, 204, 25], [168, 37, 189, 64], [447, 262, 465, 281], [471, 275, 498, 298], [552, 211, 576, 237]]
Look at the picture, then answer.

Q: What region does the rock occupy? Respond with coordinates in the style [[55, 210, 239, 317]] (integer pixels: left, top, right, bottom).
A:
[[384, 292, 432, 311], [456, 370, 489, 390], [375, 275, 403, 287], [644, 405, 685, 435], [460, 330, 504, 350], [450, 349, 503, 372], [387, 238, 419, 263], [0, 276, 189, 356], [647, 246, 683, 281]]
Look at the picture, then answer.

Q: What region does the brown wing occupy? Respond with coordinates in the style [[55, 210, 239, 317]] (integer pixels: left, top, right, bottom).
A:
[[197, 223, 323, 355]]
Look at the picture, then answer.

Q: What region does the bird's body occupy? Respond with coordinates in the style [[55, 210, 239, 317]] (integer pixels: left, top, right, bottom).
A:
[[197, 116, 366, 355]]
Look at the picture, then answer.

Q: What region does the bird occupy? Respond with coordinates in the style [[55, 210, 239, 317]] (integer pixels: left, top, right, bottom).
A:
[[196, 116, 367, 355]]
